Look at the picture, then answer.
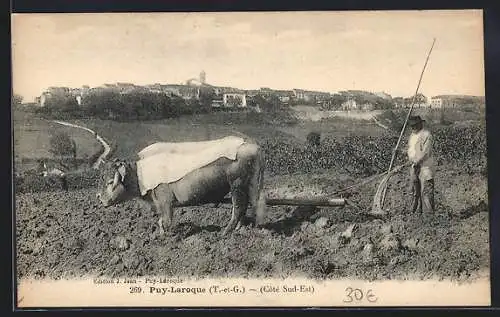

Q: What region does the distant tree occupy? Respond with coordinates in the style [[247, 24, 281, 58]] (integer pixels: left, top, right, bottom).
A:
[[393, 97, 404, 106], [82, 90, 123, 119], [12, 94, 23, 107], [373, 98, 395, 110], [44, 94, 79, 112], [258, 95, 283, 113], [329, 94, 348, 109], [415, 93, 427, 104], [198, 88, 215, 113], [49, 132, 77, 169], [167, 95, 187, 117]]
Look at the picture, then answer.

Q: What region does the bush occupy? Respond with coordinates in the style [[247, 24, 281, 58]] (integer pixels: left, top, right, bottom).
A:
[[49, 132, 76, 158], [306, 131, 321, 147], [375, 110, 406, 133]]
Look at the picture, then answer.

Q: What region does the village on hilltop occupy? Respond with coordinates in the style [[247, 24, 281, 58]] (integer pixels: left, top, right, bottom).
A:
[[32, 70, 485, 112]]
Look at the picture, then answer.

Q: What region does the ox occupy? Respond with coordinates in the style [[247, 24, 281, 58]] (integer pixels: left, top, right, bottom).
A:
[[96, 136, 266, 236]]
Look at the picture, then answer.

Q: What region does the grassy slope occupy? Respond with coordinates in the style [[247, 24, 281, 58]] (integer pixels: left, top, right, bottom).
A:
[[75, 113, 308, 160], [13, 110, 103, 171]]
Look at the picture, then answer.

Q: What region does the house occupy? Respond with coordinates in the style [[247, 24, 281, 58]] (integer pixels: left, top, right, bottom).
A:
[[88, 86, 108, 95], [244, 89, 260, 97], [410, 102, 429, 108], [223, 93, 247, 108], [293, 89, 331, 103], [178, 86, 200, 99], [359, 103, 375, 111], [146, 83, 163, 94], [160, 84, 182, 97], [430, 95, 461, 109], [116, 82, 137, 94], [274, 90, 294, 104], [279, 96, 291, 103], [38, 86, 72, 107], [211, 99, 224, 108], [310, 91, 332, 102], [430, 97, 443, 108], [259, 87, 274, 98], [39, 92, 49, 107], [293, 89, 306, 100], [47, 86, 70, 95], [341, 98, 357, 111]]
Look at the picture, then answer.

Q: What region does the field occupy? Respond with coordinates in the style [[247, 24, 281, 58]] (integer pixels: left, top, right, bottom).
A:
[[13, 110, 103, 173], [14, 110, 490, 282]]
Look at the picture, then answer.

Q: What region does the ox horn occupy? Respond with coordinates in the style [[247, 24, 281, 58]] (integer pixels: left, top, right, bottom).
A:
[[112, 170, 120, 188], [112, 158, 122, 167]]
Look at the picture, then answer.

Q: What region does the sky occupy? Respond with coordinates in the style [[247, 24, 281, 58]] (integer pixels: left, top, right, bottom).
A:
[[11, 10, 485, 102]]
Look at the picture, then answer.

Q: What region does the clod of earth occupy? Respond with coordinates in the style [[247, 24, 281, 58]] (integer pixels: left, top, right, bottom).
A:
[[362, 243, 374, 263], [339, 224, 357, 245], [314, 217, 331, 229], [379, 233, 401, 252], [402, 238, 419, 251], [110, 236, 130, 251]]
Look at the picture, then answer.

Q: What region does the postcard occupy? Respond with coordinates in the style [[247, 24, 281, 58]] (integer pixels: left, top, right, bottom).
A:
[[12, 10, 490, 308]]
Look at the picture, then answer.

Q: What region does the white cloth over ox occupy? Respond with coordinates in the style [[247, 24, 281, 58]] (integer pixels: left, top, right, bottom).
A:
[[136, 136, 246, 196]]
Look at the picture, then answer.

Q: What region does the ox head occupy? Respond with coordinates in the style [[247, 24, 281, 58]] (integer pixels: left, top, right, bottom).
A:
[[96, 159, 130, 207]]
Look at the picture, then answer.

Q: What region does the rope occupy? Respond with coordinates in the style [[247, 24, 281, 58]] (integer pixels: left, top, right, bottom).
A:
[[332, 163, 407, 195]]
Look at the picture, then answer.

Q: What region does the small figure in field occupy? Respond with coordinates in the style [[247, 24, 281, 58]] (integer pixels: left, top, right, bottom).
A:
[[407, 115, 434, 213], [38, 160, 69, 192]]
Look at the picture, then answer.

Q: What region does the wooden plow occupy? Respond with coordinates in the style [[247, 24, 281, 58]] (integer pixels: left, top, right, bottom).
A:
[[216, 195, 369, 215], [213, 161, 410, 215], [219, 196, 348, 208]]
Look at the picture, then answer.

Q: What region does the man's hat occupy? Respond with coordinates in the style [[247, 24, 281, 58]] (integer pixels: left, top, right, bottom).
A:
[[408, 115, 425, 126]]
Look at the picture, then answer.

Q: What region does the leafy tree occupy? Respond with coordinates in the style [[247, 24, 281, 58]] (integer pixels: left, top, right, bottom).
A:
[[199, 88, 215, 113], [393, 97, 404, 106], [44, 94, 79, 112], [321, 94, 347, 110], [403, 93, 427, 106], [416, 93, 427, 104], [49, 132, 77, 158], [12, 94, 23, 107]]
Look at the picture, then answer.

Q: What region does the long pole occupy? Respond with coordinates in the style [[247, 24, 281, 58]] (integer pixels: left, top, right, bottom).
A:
[[379, 38, 436, 208]]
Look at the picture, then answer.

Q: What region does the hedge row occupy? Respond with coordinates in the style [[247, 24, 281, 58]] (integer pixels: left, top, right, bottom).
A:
[[262, 124, 487, 177], [15, 169, 101, 194]]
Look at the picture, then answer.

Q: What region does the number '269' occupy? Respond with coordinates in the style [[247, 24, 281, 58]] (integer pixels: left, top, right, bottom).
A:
[[343, 287, 377, 303]]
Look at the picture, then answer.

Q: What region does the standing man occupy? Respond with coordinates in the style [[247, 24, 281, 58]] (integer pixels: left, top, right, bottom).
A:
[[407, 115, 434, 213]]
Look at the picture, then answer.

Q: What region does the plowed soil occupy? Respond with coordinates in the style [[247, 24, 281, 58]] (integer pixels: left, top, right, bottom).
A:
[[15, 165, 489, 282]]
